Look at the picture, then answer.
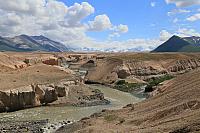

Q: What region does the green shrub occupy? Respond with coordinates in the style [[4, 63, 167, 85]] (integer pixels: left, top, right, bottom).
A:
[[116, 80, 126, 85], [114, 80, 145, 93], [145, 75, 174, 92]]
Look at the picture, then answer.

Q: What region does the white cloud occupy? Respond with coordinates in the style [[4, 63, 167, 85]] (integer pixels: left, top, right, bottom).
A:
[[159, 28, 200, 42], [88, 14, 112, 31], [108, 24, 129, 39], [187, 13, 200, 22], [74, 38, 161, 52], [167, 9, 191, 16], [0, 0, 46, 15], [64, 2, 95, 27], [177, 28, 200, 37], [0, 0, 133, 51], [150, 2, 156, 7], [165, 0, 200, 7], [159, 30, 173, 41], [115, 24, 129, 33]]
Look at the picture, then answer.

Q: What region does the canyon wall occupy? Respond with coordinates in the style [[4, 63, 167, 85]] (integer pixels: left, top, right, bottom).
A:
[[86, 57, 200, 84], [0, 80, 108, 113]]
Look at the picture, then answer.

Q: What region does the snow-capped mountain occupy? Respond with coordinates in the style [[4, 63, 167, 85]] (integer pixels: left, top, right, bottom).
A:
[[0, 35, 72, 52]]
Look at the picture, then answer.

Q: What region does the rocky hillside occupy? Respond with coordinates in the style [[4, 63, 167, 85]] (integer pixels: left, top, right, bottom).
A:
[[153, 35, 200, 52], [57, 67, 200, 133], [85, 53, 200, 84], [0, 35, 71, 52]]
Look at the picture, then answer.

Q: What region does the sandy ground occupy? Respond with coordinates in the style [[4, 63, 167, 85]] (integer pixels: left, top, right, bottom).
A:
[[0, 52, 77, 91], [0, 63, 73, 91]]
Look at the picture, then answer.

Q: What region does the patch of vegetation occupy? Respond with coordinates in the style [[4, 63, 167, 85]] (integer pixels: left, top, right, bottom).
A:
[[145, 75, 174, 92], [104, 115, 118, 122], [114, 80, 145, 93]]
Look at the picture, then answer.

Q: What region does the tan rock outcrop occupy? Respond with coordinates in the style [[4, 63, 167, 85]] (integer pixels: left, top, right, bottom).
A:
[[116, 64, 131, 79], [34, 85, 58, 104], [42, 58, 59, 66], [0, 84, 59, 112], [0, 86, 36, 112], [0, 79, 107, 112], [55, 84, 68, 97]]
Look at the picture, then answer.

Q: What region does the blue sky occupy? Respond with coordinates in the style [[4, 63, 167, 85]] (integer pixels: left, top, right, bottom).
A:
[[0, 0, 200, 51], [60, 0, 200, 42]]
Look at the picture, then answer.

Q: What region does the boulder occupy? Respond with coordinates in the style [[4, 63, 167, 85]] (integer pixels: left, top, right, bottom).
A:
[[44, 87, 58, 104], [35, 85, 58, 104], [117, 65, 131, 79], [55, 84, 67, 97], [34, 85, 45, 105]]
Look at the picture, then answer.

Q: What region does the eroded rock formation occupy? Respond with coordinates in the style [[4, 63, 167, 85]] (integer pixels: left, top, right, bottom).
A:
[[0, 80, 108, 112]]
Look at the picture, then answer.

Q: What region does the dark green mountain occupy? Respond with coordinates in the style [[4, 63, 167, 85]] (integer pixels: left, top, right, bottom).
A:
[[0, 35, 71, 52], [153, 35, 200, 52]]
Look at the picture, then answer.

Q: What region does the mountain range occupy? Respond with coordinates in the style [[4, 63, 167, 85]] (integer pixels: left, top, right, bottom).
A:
[[1, 34, 200, 52], [0, 35, 71, 52], [153, 35, 200, 52]]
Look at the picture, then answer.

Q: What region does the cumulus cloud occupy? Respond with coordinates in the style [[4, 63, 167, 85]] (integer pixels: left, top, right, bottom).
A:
[[165, 0, 200, 7], [88, 14, 112, 31], [0, 0, 131, 48], [63, 2, 95, 27], [108, 24, 129, 38]]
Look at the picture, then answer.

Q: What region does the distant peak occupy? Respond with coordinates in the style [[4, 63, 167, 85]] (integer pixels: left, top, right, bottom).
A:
[[171, 35, 181, 39], [167, 35, 182, 41]]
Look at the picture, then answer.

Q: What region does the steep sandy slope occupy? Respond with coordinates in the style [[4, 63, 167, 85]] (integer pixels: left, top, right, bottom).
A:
[[85, 58, 123, 84], [57, 68, 200, 133]]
